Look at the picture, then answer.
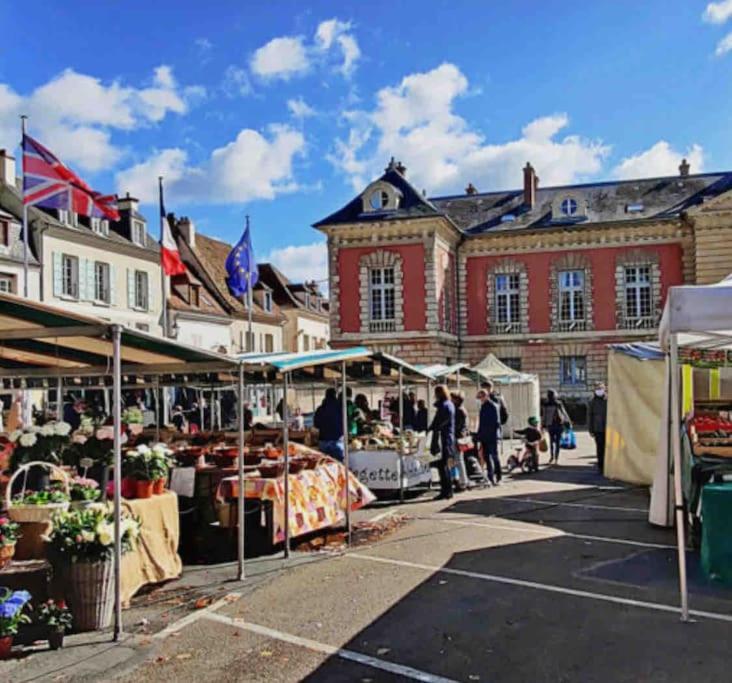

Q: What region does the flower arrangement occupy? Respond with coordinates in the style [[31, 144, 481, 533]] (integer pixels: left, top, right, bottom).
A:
[[121, 407, 143, 425], [0, 589, 31, 638], [8, 422, 72, 469], [62, 430, 114, 470], [125, 443, 174, 481], [33, 599, 72, 632], [0, 517, 20, 547], [13, 488, 70, 506], [45, 504, 141, 563], [69, 477, 101, 502]]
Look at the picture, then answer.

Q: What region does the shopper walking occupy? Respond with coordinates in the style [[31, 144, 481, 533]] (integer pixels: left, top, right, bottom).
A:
[[542, 389, 570, 464], [451, 391, 470, 490], [476, 389, 501, 484], [588, 383, 608, 474], [429, 384, 455, 500]]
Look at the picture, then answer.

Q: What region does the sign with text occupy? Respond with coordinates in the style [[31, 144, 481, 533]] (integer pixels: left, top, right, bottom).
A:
[[348, 450, 433, 490]]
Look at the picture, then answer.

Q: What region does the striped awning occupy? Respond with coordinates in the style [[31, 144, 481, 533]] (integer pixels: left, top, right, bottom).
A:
[[0, 292, 238, 385]]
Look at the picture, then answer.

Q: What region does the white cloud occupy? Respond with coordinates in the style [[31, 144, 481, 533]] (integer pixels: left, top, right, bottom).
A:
[[715, 30, 732, 55], [703, 0, 732, 23], [612, 141, 704, 180], [264, 241, 328, 290], [195, 37, 213, 61], [250, 36, 309, 80], [116, 124, 305, 204], [331, 63, 609, 193], [287, 97, 316, 119], [0, 65, 201, 171], [250, 18, 360, 82], [222, 65, 253, 97]]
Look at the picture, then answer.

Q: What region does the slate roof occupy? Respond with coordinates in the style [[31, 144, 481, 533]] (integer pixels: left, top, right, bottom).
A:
[[314, 164, 732, 236], [258, 262, 328, 319], [312, 167, 440, 227]]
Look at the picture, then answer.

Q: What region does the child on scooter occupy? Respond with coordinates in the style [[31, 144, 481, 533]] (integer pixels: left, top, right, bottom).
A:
[[507, 416, 542, 473]]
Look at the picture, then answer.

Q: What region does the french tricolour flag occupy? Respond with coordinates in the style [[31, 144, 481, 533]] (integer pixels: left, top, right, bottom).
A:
[[160, 194, 186, 276]]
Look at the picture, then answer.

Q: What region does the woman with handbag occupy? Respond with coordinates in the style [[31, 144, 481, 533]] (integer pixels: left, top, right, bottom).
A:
[[429, 384, 456, 500], [541, 389, 571, 465]]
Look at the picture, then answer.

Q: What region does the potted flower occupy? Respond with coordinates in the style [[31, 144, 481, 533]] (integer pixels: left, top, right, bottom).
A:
[[8, 485, 71, 524], [0, 589, 31, 658], [149, 444, 173, 494], [69, 477, 101, 509], [34, 599, 72, 649], [0, 516, 21, 569], [62, 430, 114, 495], [8, 422, 72, 491], [45, 504, 140, 631], [122, 407, 144, 436], [127, 446, 153, 498]]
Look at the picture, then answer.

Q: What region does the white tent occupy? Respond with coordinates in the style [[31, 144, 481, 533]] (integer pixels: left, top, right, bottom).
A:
[[654, 274, 732, 622], [471, 354, 541, 437]]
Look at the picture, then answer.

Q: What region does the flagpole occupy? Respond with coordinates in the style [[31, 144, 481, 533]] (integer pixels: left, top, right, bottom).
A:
[[159, 176, 168, 338], [246, 215, 253, 353], [20, 115, 28, 298]]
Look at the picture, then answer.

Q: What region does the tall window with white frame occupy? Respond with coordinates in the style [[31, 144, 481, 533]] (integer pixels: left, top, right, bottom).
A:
[[495, 273, 520, 330], [61, 254, 79, 298], [558, 269, 585, 330], [369, 266, 396, 332], [94, 261, 110, 304], [560, 355, 586, 386], [624, 265, 653, 327], [134, 270, 149, 310], [0, 273, 14, 293]]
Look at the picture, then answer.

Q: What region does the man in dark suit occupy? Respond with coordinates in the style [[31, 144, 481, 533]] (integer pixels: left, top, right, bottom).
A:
[[476, 389, 501, 484]]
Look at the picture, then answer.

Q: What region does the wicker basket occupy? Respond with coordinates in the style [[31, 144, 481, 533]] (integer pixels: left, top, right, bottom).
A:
[[6, 461, 70, 523], [64, 558, 114, 631]]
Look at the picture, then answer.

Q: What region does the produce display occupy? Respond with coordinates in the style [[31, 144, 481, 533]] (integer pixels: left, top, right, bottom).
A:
[[350, 427, 421, 455], [690, 411, 732, 458]]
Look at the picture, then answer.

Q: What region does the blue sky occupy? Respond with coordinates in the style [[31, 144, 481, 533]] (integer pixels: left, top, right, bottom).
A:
[[2, 1, 732, 283]]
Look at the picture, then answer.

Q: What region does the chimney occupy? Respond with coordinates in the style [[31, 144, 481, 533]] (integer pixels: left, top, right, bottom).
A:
[[178, 216, 196, 248], [385, 157, 406, 175], [465, 182, 477, 195], [523, 162, 537, 208], [0, 149, 16, 187], [116, 191, 139, 213], [679, 158, 690, 177], [395, 160, 407, 176]]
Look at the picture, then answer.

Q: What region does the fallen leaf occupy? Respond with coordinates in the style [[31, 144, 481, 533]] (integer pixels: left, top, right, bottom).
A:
[[376, 647, 391, 656], [176, 653, 192, 660], [260, 650, 273, 657], [194, 597, 211, 610]]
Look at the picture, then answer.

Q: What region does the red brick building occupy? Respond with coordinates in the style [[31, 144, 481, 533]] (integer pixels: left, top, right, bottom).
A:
[[315, 158, 732, 414]]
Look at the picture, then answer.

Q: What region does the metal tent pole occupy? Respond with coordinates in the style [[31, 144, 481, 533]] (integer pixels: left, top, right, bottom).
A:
[[111, 325, 123, 641], [56, 376, 63, 419], [398, 366, 404, 504], [670, 334, 690, 622], [282, 373, 291, 558], [237, 363, 246, 580], [341, 361, 351, 544], [154, 378, 160, 442]]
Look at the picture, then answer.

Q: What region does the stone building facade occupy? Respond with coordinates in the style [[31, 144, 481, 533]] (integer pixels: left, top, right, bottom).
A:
[[315, 158, 732, 417]]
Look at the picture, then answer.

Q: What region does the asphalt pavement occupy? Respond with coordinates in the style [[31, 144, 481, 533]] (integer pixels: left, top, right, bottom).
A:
[[6, 433, 732, 682]]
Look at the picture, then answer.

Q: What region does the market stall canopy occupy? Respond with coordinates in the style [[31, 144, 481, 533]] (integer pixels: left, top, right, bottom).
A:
[[471, 354, 538, 384], [0, 292, 238, 387], [659, 274, 732, 351], [237, 348, 433, 385], [416, 363, 469, 381]]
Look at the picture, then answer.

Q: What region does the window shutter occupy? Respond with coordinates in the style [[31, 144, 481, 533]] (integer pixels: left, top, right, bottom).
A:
[[78, 258, 88, 300], [127, 269, 134, 308], [86, 260, 95, 300], [52, 253, 61, 297], [109, 264, 117, 306], [146, 273, 154, 312]]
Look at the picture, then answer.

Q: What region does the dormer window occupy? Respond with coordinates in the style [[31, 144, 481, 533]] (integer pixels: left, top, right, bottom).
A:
[[304, 293, 311, 308], [91, 217, 109, 236], [361, 181, 401, 213], [369, 190, 389, 210], [560, 198, 577, 217], [263, 290, 273, 313], [131, 220, 146, 246]]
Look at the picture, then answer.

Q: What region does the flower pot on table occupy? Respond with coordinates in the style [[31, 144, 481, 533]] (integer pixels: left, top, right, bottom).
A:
[[0, 542, 16, 570], [0, 635, 12, 659], [48, 629, 64, 650], [153, 478, 165, 495], [135, 480, 153, 499], [121, 477, 137, 499], [64, 558, 114, 632]]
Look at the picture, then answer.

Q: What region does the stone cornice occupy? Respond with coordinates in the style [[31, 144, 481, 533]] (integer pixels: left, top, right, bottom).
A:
[[462, 327, 658, 343]]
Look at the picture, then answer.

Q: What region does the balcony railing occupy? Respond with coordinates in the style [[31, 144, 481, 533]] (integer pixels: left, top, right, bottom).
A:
[[369, 319, 396, 333], [556, 319, 588, 332], [622, 316, 657, 330]]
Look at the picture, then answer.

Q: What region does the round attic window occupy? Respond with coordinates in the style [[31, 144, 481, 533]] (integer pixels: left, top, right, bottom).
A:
[[560, 197, 578, 216], [369, 190, 389, 210]]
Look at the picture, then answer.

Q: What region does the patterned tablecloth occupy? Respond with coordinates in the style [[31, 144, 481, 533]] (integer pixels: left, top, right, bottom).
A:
[[217, 460, 376, 543]]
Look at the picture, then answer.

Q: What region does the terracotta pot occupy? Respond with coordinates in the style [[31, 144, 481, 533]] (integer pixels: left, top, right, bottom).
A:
[[0, 542, 15, 570], [64, 558, 114, 631], [121, 477, 137, 499], [48, 629, 64, 650], [0, 635, 12, 659], [135, 479, 153, 499], [153, 478, 165, 495]]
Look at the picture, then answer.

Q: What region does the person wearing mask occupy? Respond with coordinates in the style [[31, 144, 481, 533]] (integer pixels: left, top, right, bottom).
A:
[[451, 391, 470, 490], [476, 389, 501, 484], [429, 384, 455, 500], [542, 389, 571, 465], [414, 399, 429, 433], [588, 383, 608, 473], [314, 388, 344, 461]]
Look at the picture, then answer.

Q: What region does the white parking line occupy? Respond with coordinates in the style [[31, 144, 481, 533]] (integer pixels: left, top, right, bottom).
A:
[[349, 554, 732, 624], [152, 592, 241, 639], [431, 517, 676, 550], [498, 495, 648, 513], [204, 612, 461, 683]]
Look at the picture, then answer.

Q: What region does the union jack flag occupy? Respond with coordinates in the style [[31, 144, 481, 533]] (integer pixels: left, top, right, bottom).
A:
[[22, 134, 119, 221]]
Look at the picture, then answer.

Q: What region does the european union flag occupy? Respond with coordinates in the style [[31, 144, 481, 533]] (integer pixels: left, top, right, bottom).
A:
[[225, 223, 259, 297]]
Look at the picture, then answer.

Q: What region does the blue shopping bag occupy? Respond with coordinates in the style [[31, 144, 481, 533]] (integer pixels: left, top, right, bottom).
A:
[[560, 427, 577, 450]]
